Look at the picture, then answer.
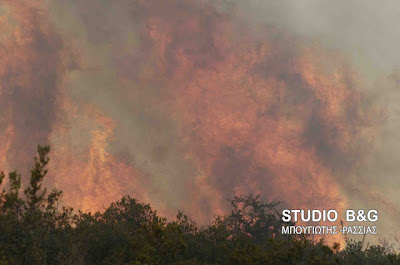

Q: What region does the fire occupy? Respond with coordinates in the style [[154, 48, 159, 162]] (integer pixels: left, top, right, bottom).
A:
[[49, 100, 152, 213], [0, 0, 380, 246], [0, 0, 68, 176], [0, 125, 14, 174], [113, 0, 378, 243]]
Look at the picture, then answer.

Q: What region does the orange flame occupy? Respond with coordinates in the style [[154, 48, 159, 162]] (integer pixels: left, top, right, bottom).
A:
[[0, 0, 380, 246]]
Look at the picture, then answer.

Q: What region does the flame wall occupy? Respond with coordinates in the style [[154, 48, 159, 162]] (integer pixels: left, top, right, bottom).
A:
[[0, 0, 395, 245]]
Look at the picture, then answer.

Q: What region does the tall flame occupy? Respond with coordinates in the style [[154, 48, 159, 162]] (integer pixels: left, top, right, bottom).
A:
[[0, 0, 381, 245]]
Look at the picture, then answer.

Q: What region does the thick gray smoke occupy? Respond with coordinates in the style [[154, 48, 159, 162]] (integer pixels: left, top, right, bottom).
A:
[[1, 0, 398, 246]]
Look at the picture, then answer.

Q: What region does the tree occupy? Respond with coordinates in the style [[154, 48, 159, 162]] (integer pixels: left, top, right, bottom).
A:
[[1, 145, 400, 265]]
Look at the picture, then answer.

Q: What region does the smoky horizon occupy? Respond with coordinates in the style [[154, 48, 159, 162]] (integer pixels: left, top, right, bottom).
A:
[[0, 0, 399, 247]]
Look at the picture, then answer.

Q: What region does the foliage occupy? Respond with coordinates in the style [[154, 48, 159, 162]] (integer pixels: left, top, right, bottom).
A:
[[0, 145, 399, 264]]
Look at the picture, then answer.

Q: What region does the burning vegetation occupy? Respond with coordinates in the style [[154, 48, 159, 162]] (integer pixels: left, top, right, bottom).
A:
[[0, 0, 382, 248]]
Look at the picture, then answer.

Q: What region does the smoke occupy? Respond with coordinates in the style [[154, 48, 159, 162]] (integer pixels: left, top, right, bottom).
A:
[[240, 0, 400, 245], [0, 1, 74, 173], [1, 0, 398, 245]]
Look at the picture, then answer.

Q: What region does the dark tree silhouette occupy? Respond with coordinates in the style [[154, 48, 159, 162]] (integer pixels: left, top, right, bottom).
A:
[[0, 146, 398, 265]]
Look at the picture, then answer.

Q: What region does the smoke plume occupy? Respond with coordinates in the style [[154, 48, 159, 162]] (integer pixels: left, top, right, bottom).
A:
[[1, 0, 396, 245]]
